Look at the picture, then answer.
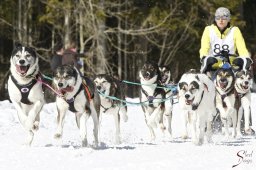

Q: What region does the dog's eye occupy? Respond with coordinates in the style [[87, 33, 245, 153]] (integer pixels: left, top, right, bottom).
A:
[[26, 54, 32, 59], [15, 54, 20, 58], [64, 76, 71, 79], [102, 81, 107, 83]]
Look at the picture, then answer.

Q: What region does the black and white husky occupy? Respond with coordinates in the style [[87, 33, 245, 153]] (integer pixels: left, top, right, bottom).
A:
[[53, 65, 100, 147], [8, 43, 44, 145], [214, 67, 237, 139], [178, 70, 216, 145], [94, 74, 128, 144], [139, 62, 166, 140], [158, 66, 174, 137], [235, 70, 254, 136]]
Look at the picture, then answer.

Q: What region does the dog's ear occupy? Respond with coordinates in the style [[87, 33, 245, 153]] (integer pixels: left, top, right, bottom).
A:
[[14, 42, 22, 49], [195, 75, 200, 81]]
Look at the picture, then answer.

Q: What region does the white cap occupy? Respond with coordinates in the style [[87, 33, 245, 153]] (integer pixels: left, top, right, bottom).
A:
[[215, 7, 231, 21]]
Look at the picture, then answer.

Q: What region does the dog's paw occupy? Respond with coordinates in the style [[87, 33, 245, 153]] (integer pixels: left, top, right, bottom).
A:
[[54, 133, 62, 139], [122, 114, 128, 122], [32, 121, 39, 131], [244, 128, 255, 135], [236, 132, 242, 138], [82, 139, 88, 147], [181, 135, 188, 140]]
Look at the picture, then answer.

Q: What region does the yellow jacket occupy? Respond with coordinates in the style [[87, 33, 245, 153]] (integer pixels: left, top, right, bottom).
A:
[[199, 24, 249, 59]]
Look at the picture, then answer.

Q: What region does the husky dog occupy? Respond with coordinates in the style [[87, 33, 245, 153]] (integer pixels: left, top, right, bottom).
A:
[[178, 70, 216, 145], [139, 62, 166, 140], [158, 66, 174, 137], [8, 43, 44, 145], [214, 67, 237, 139], [53, 65, 100, 147], [235, 70, 254, 136], [94, 74, 128, 144]]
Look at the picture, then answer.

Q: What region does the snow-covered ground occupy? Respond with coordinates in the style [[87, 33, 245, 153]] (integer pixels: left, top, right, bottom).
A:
[[0, 94, 255, 170]]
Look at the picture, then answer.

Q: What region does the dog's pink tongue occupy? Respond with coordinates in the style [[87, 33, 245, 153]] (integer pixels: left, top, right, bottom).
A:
[[59, 86, 74, 94], [16, 65, 28, 74]]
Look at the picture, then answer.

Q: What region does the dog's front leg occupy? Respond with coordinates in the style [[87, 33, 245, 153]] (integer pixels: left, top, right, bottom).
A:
[[236, 107, 243, 137], [241, 96, 251, 132], [181, 110, 189, 139], [224, 97, 237, 138], [164, 105, 172, 138], [147, 105, 162, 128], [206, 116, 213, 143], [198, 116, 206, 145], [25, 100, 43, 131], [143, 109, 156, 141], [119, 106, 128, 122], [90, 102, 99, 147], [189, 111, 198, 145], [113, 111, 121, 144], [76, 112, 90, 147], [12, 101, 28, 126], [216, 101, 229, 138], [54, 106, 67, 139]]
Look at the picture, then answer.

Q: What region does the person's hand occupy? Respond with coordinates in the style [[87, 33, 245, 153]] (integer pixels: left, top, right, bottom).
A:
[[200, 56, 218, 73]]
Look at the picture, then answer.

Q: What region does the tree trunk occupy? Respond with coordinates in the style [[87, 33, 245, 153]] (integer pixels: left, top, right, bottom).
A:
[[64, 9, 70, 48]]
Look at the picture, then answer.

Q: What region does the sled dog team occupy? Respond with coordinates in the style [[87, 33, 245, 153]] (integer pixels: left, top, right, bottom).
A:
[[8, 43, 254, 146]]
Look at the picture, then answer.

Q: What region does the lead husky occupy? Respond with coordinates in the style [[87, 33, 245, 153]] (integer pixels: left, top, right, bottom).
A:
[[94, 74, 128, 144], [214, 67, 237, 139], [53, 65, 100, 147], [139, 62, 166, 140], [158, 66, 174, 137], [8, 43, 44, 145], [178, 70, 216, 145], [235, 70, 254, 136]]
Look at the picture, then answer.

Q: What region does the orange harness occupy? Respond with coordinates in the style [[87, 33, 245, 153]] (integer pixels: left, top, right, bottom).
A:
[[82, 81, 92, 102]]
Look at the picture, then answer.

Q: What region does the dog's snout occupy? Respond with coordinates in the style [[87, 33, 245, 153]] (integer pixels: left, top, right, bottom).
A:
[[97, 86, 101, 90], [185, 94, 190, 99], [19, 59, 25, 65], [244, 81, 249, 85], [58, 82, 63, 87], [146, 71, 150, 77]]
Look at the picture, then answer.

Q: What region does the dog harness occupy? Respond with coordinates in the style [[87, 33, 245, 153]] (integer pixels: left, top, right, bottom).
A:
[[66, 82, 92, 113], [10, 75, 39, 105], [101, 102, 115, 113], [141, 87, 164, 108]]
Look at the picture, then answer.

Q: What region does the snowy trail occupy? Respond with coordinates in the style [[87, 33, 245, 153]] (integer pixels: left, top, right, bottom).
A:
[[0, 95, 256, 170]]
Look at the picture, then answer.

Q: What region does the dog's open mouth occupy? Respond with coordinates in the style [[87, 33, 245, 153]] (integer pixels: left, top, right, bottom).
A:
[[242, 84, 249, 90], [16, 65, 30, 75], [160, 76, 168, 84], [58, 86, 74, 95], [143, 76, 151, 81], [185, 98, 194, 105], [219, 81, 228, 89]]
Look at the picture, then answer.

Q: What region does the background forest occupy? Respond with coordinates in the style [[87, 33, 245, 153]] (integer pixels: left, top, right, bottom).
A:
[[0, 0, 256, 99]]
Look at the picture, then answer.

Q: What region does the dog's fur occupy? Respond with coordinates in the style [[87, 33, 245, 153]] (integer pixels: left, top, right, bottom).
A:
[[158, 66, 174, 137], [94, 74, 128, 144], [214, 68, 237, 139], [235, 70, 253, 135], [178, 70, 216, 145], [139, 62, 166, 140], [53, 65, 100, 147], [8, 43, 45, 145]]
